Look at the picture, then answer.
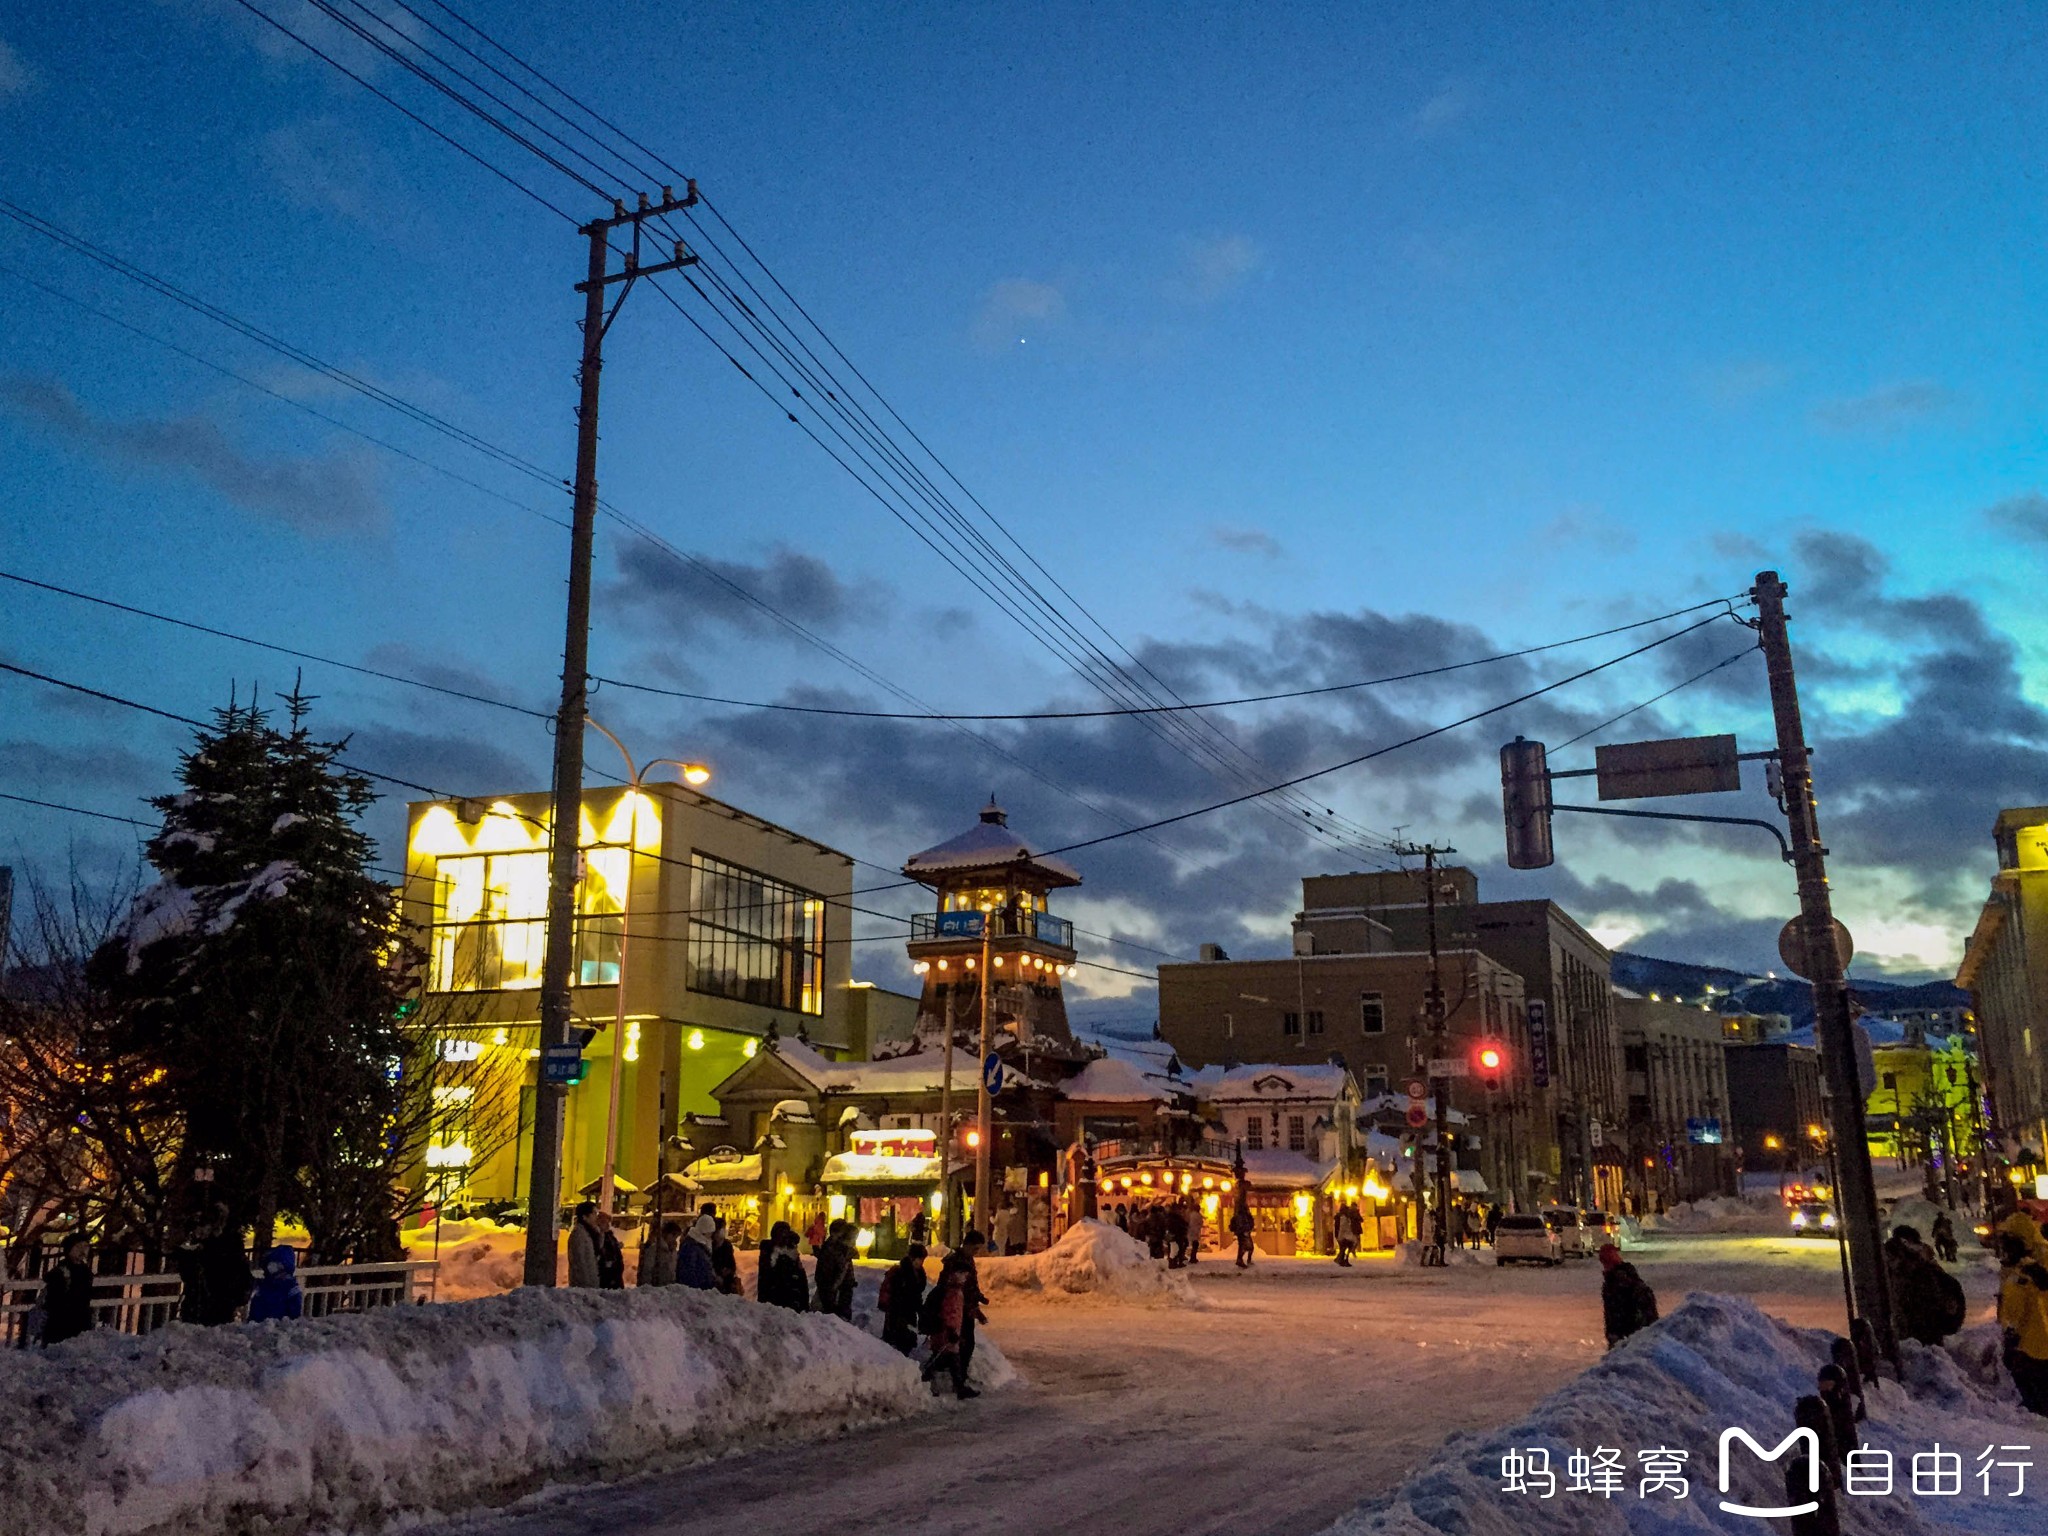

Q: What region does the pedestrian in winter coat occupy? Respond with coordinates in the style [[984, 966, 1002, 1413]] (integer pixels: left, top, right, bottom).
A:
[[709, 1213, 743, 1295], [1485, 1203, 1503, 1245], [805, 1212, 829, 1252], [812, 1220, 857, 1318], [1997, 1234, 2048, 1415], [758, 1222, 811, 1312], [921, 1256, 976, 1398], [39, 1234, 95, 1346], [637, 1220, 680, 1287], [1598, 1243, 1658, 1347], [247, 1245, 303, 1322], [1886, 1228, 1965, 1345], [1113, 1204, 1129, 1233], [1230, 1204, 1255, 1268], [1932, 1211, 1960, 1263], [879, 1244, 927, 1354], [1334, 1202, 1361, 1266], [678, 1214, 719, 1291], [567, 1202, 607, 1288], [1786, 1394, 1843, 1536], [177, 1211, 254, 1326], [908, 1208, 932, 1247], [1164, 1203, 1189, 1268], [955, 1228, 989, 1385]]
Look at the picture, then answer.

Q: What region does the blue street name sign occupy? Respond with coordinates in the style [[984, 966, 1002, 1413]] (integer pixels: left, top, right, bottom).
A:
[[541, 1044, 586, 1085], [937, 910, 986, 938]]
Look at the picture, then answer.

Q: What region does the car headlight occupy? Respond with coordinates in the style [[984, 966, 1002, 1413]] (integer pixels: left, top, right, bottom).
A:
[[1821, 1215, 1836, 1229], [1791, 1212, 1806, 1227]]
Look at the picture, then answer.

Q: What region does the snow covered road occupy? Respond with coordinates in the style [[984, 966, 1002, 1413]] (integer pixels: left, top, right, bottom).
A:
[[450, 1233, 1966, 1536]]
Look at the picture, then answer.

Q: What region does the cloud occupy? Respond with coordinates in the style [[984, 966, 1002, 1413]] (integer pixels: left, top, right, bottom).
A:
[[258, 117, 391, 228], [0, 377, 385, 534], [0, 739, 161, 795], [1539, 507, 1639, 555], [971, 279, 1067, 352], [1809, 380, 1955, 435], [606, 541, 855, 643], [1984, 492, 2048, 545], [1408, 82, 1471, 137], [1208, 525, 1283, 559], [1698, 359, 1788, 405], [0, 36, 36, 100], [1167, 234, 1261, 305]]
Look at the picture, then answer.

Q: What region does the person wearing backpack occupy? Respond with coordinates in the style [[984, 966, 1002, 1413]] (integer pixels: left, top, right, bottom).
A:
[[921, 1251, 978, 1399], [879, 1243, 928, 1354], [1598, 1243, 1659, 1346], [757, 1222, 811, 1312], [1887, 1226, 1965, 1345]]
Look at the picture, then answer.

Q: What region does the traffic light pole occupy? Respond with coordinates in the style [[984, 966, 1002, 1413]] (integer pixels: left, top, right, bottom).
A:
[[1753, 569, 1896, 1360], [522, 189, 698, 1289]]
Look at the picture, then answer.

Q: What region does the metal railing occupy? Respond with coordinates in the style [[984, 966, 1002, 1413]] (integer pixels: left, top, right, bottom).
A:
[[1, 1259, 438, 1345], [908, 909, 1074, 948], [1092, 1134, 1239, 1166]]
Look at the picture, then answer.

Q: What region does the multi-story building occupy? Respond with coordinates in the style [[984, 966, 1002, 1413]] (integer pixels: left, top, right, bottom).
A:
[[1958, 807, 2048, 1165], [1614, 988, 1737, 1209], [1159, 877, 1536, 1207], [1281, 869, 1621, 1208], [401, 782, 856, 1211], [1723, 1040, 1825, 1178]]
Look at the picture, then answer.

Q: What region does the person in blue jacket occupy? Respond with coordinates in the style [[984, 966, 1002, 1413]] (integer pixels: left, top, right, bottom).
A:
[[248, 1244, 304, 1322]]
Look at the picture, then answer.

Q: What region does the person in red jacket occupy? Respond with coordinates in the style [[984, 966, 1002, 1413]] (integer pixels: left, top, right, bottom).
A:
[[921, 1252, 982, 1400]]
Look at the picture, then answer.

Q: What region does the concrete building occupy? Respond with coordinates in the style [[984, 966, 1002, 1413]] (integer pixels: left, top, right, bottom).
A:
[[1723, 1040, 1825, 1179], [1958, 807, 2048, 1164], [1614, 988, 1737, 1209], [401, 782, 856, 1212], [1276, 869, 1622, 1208], [1159, 876, 1537, 1206]]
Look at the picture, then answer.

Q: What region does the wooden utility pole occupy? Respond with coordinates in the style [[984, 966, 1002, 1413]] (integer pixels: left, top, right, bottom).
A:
[[1396, 841, 1455, 1261], [939, 985, 957, 1245], [972, 903, 1002, 1235], [522, 188, 698, 1288], [1753, 569, 1896, 1357]]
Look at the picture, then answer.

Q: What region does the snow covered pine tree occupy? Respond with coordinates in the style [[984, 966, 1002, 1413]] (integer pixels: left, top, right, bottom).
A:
[[92, 686, 431, 1260]]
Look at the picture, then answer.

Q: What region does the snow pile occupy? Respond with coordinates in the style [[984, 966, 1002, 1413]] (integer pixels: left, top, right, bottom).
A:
[[1322, 1292, 2039, 1536], [3, 1285, 1013, 1535], [976, 1219, 1198, 1305], [1395, 1241, 1489, 1267], [1644, 1193, 1788, 1235]]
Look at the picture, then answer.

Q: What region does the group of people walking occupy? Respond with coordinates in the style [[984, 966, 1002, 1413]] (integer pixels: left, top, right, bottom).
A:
[[1109, 1201, 1203, 1268]]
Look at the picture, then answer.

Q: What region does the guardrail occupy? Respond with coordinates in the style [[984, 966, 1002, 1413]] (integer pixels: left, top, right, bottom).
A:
[[1, 1259, 439, 1345], [908, 909, 1075, 948]]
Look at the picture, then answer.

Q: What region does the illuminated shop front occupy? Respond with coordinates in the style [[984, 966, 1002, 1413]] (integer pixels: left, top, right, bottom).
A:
[[821, 1128, 944, 1259]]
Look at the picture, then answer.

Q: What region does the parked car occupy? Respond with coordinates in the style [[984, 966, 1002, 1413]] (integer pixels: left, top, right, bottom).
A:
[[1788, 1200, 1837, 1237], [1580, 1209, 1619, 1247], [1495, 1213, 1563, 1266], [1541, 1207, 1592, 1257]]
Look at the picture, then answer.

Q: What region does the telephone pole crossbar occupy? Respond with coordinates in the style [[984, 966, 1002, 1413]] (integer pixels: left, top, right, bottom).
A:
[[522, 185, 699, 1288]]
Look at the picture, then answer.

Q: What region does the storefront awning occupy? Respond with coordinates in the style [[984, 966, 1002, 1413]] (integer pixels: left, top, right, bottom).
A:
[[822, 1151, 942, 1184], [1449, 1170, 1489, 1194]]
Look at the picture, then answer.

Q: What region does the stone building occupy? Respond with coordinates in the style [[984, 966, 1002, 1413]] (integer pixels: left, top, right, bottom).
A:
[[1614, 988, 1737, 1208], [1958, 806, 2048, 1167]]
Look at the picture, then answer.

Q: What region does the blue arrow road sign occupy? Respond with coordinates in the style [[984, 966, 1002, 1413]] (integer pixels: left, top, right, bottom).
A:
[[983, 1051, 1004, 1095]]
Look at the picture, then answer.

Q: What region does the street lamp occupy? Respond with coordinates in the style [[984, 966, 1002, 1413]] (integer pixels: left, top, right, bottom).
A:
[[586, 716, 710, 1217]]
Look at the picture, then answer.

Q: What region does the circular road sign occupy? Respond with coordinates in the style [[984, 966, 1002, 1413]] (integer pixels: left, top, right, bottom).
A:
[[1406, 1104, 1429, 1129], [1777, 917, 1854, 980], [1405, 1079, 1427, 1102]]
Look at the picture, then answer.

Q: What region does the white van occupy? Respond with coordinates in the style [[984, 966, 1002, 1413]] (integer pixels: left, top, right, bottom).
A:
[[1495, 1212, 1563, 1265]]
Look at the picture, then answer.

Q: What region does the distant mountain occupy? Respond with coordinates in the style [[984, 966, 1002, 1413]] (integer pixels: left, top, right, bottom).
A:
[[1613, 950, 1967, 1029]]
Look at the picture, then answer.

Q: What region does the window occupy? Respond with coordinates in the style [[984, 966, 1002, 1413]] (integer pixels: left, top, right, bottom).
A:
[[1281, 1011, 1301, 1037], [428, 849, 621, 991], [1306, 1010, 1325, 1036], [1245, 1116, 1264, 1150], [687, 853, 826, 1015], [1364, 1065, 1389, 1098], [1286, 1115, 1307, 1152], [1360, 993, 1385, 1034]]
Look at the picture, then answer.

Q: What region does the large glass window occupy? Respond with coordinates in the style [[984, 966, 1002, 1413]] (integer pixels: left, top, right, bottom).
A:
[[687, 853, 825, 1015], [427, 850, 622, 991]]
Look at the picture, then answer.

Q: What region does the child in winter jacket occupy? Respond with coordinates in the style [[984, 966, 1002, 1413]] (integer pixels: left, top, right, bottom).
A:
[[248, 1245, 303, 1322]]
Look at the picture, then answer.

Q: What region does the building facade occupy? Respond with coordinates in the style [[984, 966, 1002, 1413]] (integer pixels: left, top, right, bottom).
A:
[[1723, 1041, 1826, 1178], [1958, 807, 2048, 1165], [401, 783, 856, 1212], [1614, 989, 1737, 1209]]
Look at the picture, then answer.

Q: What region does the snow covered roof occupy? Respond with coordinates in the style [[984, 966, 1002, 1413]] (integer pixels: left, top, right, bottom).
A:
[[681, 1152, 762, 1186], [769, 1038, 976, 1096], [821, 1151, 942, 1184], [901, 801, 1082, 887], [1060, 1056, 1178, 1103], [1209, 1064, 1354, 1102], [1237, 1149, 1337, 1189]]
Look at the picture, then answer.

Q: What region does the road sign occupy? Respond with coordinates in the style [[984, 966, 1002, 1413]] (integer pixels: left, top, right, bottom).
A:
[[1526, 999, 1551, 1088], [1589, 1117, 1604, 1148], [1405, 1079, 1427, 1102], [937, 910, 986, 938], [983, 1051, 1004, 1095], [1427, 1058, 1470, 1078], [1778, 916, 1854, 980], [540, 1044, 585, 1085], [1406, 1104, 1429, 1129], [1596, 734, 1741, 800]]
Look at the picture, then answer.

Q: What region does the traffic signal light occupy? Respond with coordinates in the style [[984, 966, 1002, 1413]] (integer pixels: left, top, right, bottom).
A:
[[1474, 1040, 1505, 1092], [1500, 736, 1554, 869]]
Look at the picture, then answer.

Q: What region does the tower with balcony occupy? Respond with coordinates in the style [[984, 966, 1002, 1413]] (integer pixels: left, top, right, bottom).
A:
[[903, 800, 1081, 1045]]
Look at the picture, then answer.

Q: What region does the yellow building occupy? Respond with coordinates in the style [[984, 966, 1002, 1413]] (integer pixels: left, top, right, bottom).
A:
[[1958, 807, 2048, 1165], [401, 783, 856, 1212]]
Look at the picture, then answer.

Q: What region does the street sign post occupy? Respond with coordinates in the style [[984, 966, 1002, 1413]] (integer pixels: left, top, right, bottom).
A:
[[1595, 734, 1741, 800], [1406, 1103, 1429, 1129], [1405, 1079, 1427, 1102], [1778, 916, 1854, 980], [1426, 1058, 1470, 1079]]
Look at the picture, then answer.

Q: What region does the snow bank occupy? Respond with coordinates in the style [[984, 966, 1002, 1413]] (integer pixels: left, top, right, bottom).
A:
[[1395, 1241, 1489, 1267], [3, 1285, 1012, 1536], [976, 1219, 1198, 1305], [1643, 1193, 1788, 1235], [1322, 1292, 2040, 1536]]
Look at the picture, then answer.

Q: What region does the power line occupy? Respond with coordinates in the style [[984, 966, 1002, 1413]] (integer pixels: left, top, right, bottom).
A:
[[1555, 644, 1763, 755]]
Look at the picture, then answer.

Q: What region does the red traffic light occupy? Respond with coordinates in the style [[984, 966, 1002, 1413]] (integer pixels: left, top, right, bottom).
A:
[[1475, 1044, 1504, 1073]]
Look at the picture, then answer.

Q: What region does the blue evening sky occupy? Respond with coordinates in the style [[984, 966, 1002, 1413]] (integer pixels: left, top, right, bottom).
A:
[[4, 3, 2045, 1017]]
